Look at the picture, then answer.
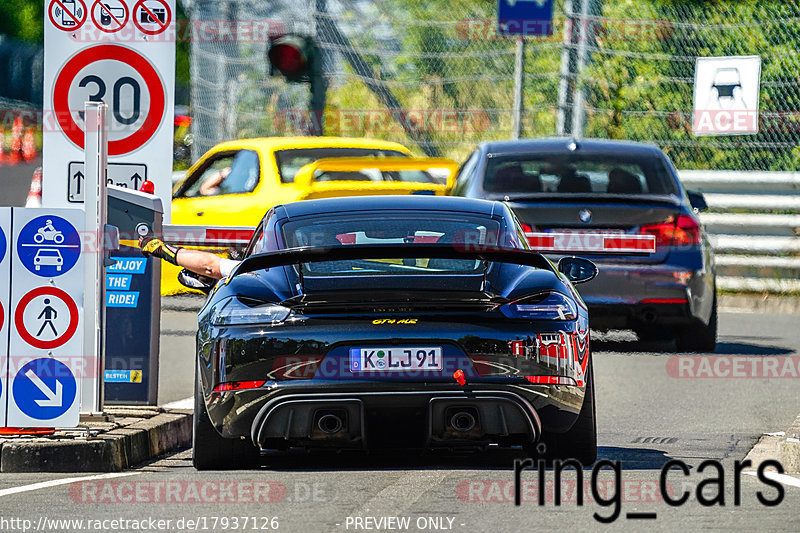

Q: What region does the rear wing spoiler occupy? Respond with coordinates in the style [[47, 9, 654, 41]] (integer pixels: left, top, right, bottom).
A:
[[293, 157, 459, 193], [159, 225, 656, 255], [229, 243, 555, 278]]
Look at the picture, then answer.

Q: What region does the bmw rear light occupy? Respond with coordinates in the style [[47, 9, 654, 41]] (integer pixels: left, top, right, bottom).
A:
[[639, 215, 700, 248], [500, 291, 577, 321], [519, 222, 534, 233], [213, 380, 266, 392]]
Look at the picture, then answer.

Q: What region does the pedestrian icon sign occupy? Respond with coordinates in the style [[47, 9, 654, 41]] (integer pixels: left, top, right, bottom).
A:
[[37, 299, 59, 337], [16, 215, 81, 277], [15, 287, 79, 350], [12, 358, 77, 420]]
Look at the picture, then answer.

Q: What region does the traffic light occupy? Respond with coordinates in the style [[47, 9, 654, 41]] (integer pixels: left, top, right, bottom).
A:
[[268, 35, 317, 83]]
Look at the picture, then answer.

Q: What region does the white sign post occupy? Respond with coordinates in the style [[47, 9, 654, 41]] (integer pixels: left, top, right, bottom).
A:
[[693, 55, 761, 136], [42, 0, 175, 220], [81, 102, 109, 415]]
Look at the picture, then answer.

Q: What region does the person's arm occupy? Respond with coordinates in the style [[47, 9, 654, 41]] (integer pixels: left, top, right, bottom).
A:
[[139, 235, 236, 279]]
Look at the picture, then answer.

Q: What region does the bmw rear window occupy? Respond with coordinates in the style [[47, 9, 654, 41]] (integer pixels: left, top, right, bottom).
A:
[[280, 212, 502, 275], [483, 154, 677, 196]]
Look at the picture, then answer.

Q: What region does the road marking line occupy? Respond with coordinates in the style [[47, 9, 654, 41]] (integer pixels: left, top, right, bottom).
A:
[[0, 472, 140, 498], [745, 471, 800, 489], [163, 396, 193, 409]]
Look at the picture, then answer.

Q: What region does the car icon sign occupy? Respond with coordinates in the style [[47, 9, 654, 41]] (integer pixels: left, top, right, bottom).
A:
[[34, 248, 64, 271]]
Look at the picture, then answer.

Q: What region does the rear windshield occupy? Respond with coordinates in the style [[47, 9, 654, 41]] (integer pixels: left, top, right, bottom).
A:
[[275, 148, 436, 184], [483, 154, 677, 195], [280, 212, 502, 276]]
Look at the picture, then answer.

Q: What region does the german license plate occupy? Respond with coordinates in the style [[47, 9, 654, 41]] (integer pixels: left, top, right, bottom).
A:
[[349, 347, 443, 372]]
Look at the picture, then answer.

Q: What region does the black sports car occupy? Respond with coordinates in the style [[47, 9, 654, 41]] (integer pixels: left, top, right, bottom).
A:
[[188, 196, 604, 470]]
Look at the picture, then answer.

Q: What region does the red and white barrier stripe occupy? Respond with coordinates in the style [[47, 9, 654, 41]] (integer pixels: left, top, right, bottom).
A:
[[525, 232, 656, 254], [161, 224, 255, 247]]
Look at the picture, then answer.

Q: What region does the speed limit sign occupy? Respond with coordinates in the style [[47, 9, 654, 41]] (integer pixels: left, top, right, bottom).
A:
[[43, 0, 175, 219], [53, 44, 165, 155]]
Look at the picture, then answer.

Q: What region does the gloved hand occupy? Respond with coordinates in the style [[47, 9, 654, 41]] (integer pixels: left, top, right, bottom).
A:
[[138, 235, 181, 266]]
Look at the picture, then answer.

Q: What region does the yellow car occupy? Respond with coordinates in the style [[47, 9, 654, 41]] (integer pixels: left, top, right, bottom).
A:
[[172, 136, 456, 227], [165, 136, 458, 293]]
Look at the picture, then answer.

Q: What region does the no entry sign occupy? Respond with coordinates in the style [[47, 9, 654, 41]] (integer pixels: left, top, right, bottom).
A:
[[43, 0, 175, 220]]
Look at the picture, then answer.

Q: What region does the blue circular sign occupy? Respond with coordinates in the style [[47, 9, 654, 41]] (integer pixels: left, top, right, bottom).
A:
[[0, 224, 6, 264], [13, 358, 77, 420], [16, 215, 81, 277]]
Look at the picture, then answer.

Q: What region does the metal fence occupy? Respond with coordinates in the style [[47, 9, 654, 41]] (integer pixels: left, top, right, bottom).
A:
[[187, 0, 800, 169]]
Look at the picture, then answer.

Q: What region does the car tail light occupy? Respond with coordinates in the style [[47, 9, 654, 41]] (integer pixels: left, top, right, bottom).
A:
[[524, 375, 578, 386], [500, 292, 578, 321], [519, 222, 535, 233], [639, 215, 700, 248], [213, 380, 266, 392], [640, 298, 688, 304]]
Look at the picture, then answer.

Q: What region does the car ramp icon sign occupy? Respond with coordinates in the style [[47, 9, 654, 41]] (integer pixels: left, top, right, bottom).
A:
[[16, 215, 81, 277], [13, 358, 78, 420]]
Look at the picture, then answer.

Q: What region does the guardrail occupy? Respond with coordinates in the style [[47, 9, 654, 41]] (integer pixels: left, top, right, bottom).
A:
[[681, 170, 800, 294]]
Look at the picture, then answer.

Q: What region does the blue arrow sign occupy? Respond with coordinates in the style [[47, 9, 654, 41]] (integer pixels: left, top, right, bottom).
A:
[[498, 0, 554, 36], [13, 358, 77, 420], [16, 215, 81, 277]]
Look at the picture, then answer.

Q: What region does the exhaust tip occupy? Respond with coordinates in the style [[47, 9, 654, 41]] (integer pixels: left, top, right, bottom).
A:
[[450, 411, 476, 432], [317, 413, 344, 434]]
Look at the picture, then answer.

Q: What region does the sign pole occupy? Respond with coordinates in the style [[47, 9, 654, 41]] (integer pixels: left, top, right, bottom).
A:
[[81, 101, 108, 416], [511, 35, 525, 140]]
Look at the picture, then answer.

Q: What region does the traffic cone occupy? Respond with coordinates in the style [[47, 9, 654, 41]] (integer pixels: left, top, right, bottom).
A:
[[9, 116, 23, 164], [22, 128, 36, 161], [25, 167, 42, 208]]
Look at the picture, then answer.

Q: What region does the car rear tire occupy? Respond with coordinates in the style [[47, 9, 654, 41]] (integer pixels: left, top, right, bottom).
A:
[[193, 365, 261, 470], [675, 294, 717, 353], [529, 357, 597, 466]]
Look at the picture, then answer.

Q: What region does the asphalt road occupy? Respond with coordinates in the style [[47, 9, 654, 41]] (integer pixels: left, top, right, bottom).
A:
[[0, 308, 798, 532], [0, 157, 41, 207]]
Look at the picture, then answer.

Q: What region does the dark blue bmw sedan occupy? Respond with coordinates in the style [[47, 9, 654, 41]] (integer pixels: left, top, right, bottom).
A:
[[451, 138, 716, 352]]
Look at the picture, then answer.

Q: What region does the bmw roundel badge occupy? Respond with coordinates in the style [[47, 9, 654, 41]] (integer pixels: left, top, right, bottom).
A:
[[579, 209, 592, 224]]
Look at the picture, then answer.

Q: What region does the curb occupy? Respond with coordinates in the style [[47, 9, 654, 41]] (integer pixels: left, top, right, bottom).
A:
[[744, 413, 800, 474], [0, 409, 192, 473]]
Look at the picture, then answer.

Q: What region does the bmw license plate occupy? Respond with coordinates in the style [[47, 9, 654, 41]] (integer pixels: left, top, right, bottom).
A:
[[349, 347, 443, 372]]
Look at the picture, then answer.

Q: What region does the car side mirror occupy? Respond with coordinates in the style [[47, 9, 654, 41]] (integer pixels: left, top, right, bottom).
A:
[[687, 190, 708, 212], [557, 257, 598, 284], [178, 269, 215, 294]]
